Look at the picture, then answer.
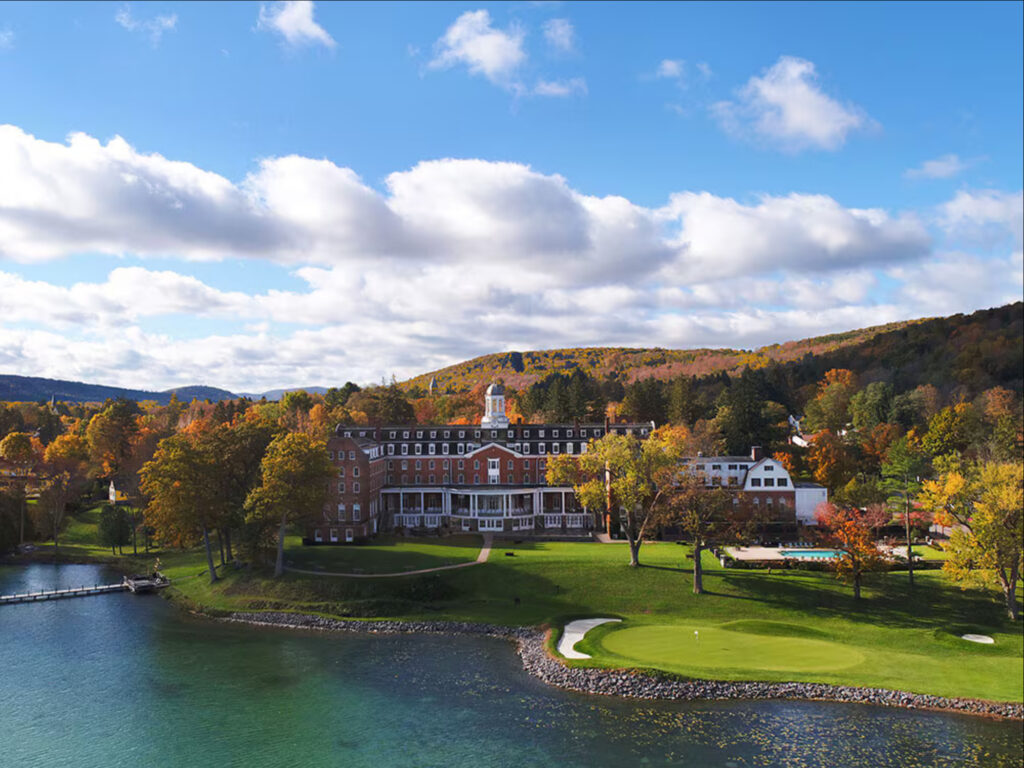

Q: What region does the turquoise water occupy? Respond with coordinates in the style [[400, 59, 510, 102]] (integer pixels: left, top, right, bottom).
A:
[[781, 549, 843, 559], [1, 564, 1022, 768]]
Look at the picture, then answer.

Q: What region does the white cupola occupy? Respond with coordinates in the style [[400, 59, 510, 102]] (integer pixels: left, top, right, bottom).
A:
[[481, 382, 509, 428]]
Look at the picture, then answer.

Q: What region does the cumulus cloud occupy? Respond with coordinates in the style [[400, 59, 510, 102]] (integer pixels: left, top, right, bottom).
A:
[[905, 153, 969, 179], [257, 1, 335, 49], [1, 124, 1014, 392], [712, 56, 871, 151], [115, 4, 177, 46], [542, 18, 575, 53], [430, 10, 525, 86], [661, 191, 929, 279], [938, 189, 1023, 251]]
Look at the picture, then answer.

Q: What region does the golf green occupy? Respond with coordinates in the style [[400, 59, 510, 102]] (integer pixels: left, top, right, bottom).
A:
[[598, 622, 865, 674]]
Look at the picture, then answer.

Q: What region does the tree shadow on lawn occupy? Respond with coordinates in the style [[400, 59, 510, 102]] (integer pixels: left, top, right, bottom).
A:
[[709, 568, 1015, 635]]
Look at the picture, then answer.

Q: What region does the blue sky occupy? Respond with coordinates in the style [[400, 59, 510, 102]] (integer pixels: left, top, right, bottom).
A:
[[0, 1, 1021, 391]]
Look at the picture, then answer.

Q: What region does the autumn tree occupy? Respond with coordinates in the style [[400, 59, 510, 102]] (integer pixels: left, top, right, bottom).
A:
[[86, 399, 140, 478], [660, 473, 747, 594], [245, 433, 333, 577], [37, 433, 90, 559], [921, 461, 1023, 620], [547, 427, 684, 567], [803, 369, 858, 433], [140, 433, 221, 583], [806, 431, 858, 492], [0, 431, 35, 544], [815, 503, 887, 600]]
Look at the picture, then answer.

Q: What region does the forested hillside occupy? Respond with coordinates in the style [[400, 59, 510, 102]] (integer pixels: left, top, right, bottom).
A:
[[0, 375, 236, 406]]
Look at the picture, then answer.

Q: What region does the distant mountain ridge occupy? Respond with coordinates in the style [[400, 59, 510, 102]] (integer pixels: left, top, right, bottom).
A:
[[0, 375, 238, 405]]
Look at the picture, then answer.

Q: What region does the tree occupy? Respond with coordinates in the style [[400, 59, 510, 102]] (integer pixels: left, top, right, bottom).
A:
[[86, 399, 140, 478], [660, 473, 747, 594], [815, 503, 887, 600], [849, 382, 894, 432], [98, 503, 132, 555], [881, 437, 930, 587], [547, 427, 683, 567], [245, 433, 333, 577], [0, 431, 35, 544], [38, 434, 90, 559], [806, 431, 858, 492], [803, 369, 858, 433], [140, 433, 221, 583], [921, 403, 981, 460], [921, 461, 1023, 620]]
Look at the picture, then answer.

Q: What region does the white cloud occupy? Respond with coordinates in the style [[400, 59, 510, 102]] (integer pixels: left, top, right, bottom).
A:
[[2, 124, 1015, 392], [257, 1, 335, 49], [115, 4, 177, 46], [905, 153, 969, 179], [533, 77, 587, 97], [542, 18, 575, 53], [938, 189, 1023, 251], [430, 10, 525, 86], [657, 59, 684, 79], [696, 61, 712, 79], [0, 26, 14, 50], [712, 56, 870, 151]]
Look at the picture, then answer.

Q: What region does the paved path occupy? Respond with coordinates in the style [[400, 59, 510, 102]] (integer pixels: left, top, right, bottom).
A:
[[284, 534, 493, 579], [557, 617, 622, 659]]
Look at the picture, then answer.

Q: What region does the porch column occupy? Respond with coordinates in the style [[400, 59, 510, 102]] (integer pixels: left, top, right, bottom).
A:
[[399, 493, 403, 514], [421, 491, 425, 514]]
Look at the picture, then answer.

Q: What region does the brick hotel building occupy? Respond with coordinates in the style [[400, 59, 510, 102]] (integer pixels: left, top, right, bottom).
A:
[[308, 383, 826, 544]]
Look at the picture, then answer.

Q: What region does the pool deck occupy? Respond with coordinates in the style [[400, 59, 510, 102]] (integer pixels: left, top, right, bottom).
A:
[[725, 546, 838, 562]]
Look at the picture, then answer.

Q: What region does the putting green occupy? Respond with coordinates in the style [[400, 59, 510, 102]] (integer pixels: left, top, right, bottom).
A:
[[598, 623, 865, 674]]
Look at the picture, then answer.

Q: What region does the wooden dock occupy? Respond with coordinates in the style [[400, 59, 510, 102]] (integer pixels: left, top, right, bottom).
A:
[[0, 583, 127, 605], [0, 574, 169, 605]]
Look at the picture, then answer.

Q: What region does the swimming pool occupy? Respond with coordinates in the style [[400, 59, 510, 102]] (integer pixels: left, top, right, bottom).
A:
[[781, 549, 843, 560]]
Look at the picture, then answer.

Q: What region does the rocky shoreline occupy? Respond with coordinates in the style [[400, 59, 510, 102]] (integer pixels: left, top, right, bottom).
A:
[[223, 612, 1024, 720]]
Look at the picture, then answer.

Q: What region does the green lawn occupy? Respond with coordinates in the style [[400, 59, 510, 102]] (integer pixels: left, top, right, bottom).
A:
[[283, 534, 482, 573], [20, 515, 1024, 703]]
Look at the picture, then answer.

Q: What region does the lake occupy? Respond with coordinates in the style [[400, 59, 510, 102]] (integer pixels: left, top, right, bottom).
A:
[[1, 563, 1021, 767]]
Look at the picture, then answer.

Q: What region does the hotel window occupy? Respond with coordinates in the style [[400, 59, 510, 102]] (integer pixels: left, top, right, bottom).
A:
[[539, 444, 546, 454], [387, 445, 395, 456], [553, 429, 559, 437], [415, 444, 422, 455], [474, 475, 480, 484], [458, 430, 465, 438], [728, 464, 737, 470], [491, 430, 497, 439], [711, 464, 721, 470], [474, 460, 481, 470], [429, 475, 435, 484], [764, 465, 774, 471], [387, 475, 394, 484], [343, 431, 352, 438], [507, 475, 514, 484], [566, 444, 574, 454], [353, 504, 361, 521], [358, 431, 366, 438], [524, 430, 531, 437], [401, 474, 407, 483], [777, 478, 788, 487], [763, 478, 775, 487], [353, 482, 360, 493], [539, 460, 546, 470], [415, 475, 421, 484], [403, 431, 410, 439], [539, 430, 545, 438], [458, 460, 465, 469], [443, 460, 450, 470], [401, 445, 408, 455], [430, 431, 436, 439], [389, 431, 396, 439], [387, 461, 394, 470], [458, 474, 464, 483], [443, 474, 450, 483], [415, 460, 422, 470], [328, 450, 334, 460], [751, 478, 762, 487], [552, 444, 560, 454], [353, 467, 360, 477], [457, 443, 465, 454], [567, 429, 573, 438], [338, 467, 345, 477], [507, 460, 514, 470], [442, 444, 449, 455], [444, 431, 450, 438], [349, 451, 356, 460], [507, 430, 514, 438], [524, 460, 530, 470], [429, 444, 436, 455], [523, 444, 531, 454], [474, 431, 481, 438], [416, 431, 423, 439], [337, 503, 345, 517], [428, 461, 435, 470], [338, 482, 345, 493], [579, 443, 587, 453], [401, 461, 408, 470]]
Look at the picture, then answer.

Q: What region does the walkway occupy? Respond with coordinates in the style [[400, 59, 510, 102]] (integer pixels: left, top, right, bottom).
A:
[[557, 617, 622, 659], [284, 534, 493, 579], [0, 583, 126, 605]]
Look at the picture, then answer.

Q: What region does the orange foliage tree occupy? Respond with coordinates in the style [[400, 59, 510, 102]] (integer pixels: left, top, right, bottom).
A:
[[815, 502, 887, 599]]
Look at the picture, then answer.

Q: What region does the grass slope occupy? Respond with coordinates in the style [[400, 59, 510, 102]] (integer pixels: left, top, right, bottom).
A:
[[22, 511, 1024, 703]]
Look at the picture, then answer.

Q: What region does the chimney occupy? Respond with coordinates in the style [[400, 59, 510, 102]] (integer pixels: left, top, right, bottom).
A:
[[604, 416, 610, 435], [751, 446, 763, 461]]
